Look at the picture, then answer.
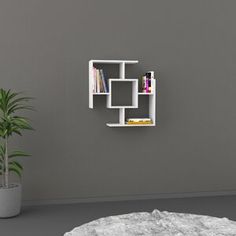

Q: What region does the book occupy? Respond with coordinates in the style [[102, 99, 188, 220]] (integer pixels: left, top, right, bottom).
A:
[[93, 67, 97, 92], [100, 69, 107, 93], [93, 67, 97, 93], [142, 76, 151, 93], [148, 79, 151, 93], [141, 71, 155, 93], [99, 69, 105, 92], [146, 71, 154, 93], [127, 118, 151, 122], [127, 121, 152, 125], [147, 71, 154, 80], [146, 77, 149, 93], [126, 118, 152, 125], [96, 69, 101, 93], [142, 76, 147, 93], [93, 67, 109, 93]]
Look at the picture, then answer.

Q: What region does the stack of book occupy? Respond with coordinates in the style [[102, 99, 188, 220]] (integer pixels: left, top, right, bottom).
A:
[[141, 71, 154, 93], [93, 67, 108, 93], [126, 118, 152, 125]]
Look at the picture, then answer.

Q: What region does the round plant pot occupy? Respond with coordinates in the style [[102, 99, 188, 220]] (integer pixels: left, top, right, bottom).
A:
[[0, 183, 21, 218]]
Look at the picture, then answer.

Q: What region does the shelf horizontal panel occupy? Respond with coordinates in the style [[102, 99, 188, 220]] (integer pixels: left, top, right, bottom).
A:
[[106, 123, 155, 127], [93, 93, 110, 95], [138, 92, 154, 95], [110, 78, 138, 81], [108, 106, 138, 109], [90, 60, 138, 64]]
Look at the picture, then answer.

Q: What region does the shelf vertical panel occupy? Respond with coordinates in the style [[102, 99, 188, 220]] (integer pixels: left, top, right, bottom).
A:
[[119, 108, 125, 125], [89, 60, 94, 109], [132, 80, 138, 108], [119, 62, 125, 79], [149, 78, 156, 125], [106, 79, 112, 108]]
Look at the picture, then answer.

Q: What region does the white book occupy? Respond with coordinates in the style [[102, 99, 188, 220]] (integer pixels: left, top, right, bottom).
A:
[[93, 67, 97, 93], [96, 69, 100, 93], [147, 71, 154, 79], [127, 118, 151, 122]]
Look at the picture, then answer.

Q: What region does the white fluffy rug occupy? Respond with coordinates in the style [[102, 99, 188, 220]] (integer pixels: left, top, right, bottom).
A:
[[64, 209, 236, 236]]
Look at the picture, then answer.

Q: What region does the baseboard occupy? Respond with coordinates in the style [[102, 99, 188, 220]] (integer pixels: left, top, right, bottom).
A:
[[23, 189, 236, 206]]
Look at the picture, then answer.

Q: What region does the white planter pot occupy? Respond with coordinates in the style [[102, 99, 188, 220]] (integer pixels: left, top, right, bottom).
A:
[[0, 183, 21, 218]]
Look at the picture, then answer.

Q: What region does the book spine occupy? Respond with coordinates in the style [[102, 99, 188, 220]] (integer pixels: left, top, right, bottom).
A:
[[96, 69, 100, 93], [99, 70, 104, 92], [127, 121, 152, 125], [100, 69, 107, 93], [147, 71, 154, 80], [103, 70, 108, 92], [147, 71, 154, 93], [142, 76, 146, 93], [127, 118, 151, 122], [100, 72, 104, 92], [148, 79, 151, 93], [93, 67, 97, 93], [145, 77, 148, 93]]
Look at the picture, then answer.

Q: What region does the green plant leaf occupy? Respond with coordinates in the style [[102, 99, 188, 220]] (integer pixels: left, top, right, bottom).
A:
[[12, 129, 22, 136], [8, 105, 35, 114], [9, 166, 22, 178], [0, 115, 33, 137], [6, 91, 19, 104], [9, 161, 23, 178], [11, 116, 34, 130], [9, 150, 30, 158], [0, 144, 5, 159], [0, 89, 8, 112], [9, 161, 23, 171], [8, 96, 33, 113]]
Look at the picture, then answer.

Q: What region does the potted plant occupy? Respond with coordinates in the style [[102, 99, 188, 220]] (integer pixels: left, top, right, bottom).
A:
[[0, 89, 33, 218]]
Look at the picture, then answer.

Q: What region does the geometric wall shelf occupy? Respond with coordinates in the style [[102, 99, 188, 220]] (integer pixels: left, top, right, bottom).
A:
[[89, 59, 156, 127]]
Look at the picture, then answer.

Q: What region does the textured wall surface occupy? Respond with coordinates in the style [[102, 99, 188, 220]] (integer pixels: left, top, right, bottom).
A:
[[1, 0, 236, 202]]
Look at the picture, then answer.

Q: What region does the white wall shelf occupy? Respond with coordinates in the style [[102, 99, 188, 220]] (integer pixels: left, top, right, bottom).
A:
[[89, 59, 156, 127]]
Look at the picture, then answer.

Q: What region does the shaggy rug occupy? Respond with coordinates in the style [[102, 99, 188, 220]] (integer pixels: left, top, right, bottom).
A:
[[64, 209, 236, 236]]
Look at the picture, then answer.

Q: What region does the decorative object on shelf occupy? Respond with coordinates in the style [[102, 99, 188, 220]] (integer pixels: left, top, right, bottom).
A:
[[0, 89, 34, 218], [64, 209, 236, 236], [142, 71, 154, 93], [89, 60, 156, 127]]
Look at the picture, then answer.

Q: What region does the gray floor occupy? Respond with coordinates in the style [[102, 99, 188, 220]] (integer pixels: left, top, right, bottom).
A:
[[1, 195, 236, 236]]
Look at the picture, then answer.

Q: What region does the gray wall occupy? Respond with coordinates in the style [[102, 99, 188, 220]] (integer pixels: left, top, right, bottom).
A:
[[1, 0, 236, 203]]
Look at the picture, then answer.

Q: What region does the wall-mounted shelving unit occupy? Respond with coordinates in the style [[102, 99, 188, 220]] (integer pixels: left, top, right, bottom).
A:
[[89, 59, 156, 127]]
